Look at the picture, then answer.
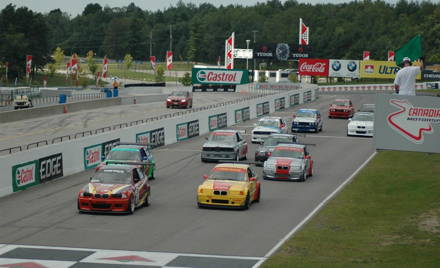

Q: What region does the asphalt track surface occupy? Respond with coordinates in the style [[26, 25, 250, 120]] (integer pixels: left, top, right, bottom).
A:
[[0, 92, 255, 151], [0, 93, 375, 258]]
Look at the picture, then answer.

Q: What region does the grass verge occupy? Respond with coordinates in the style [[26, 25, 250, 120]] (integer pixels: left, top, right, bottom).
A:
[[263, 151, 440, 268]]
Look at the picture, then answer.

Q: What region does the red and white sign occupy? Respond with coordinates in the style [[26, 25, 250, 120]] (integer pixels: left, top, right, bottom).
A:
[[149, 56, 156, 71], [363, 51, 370, 60], [166, 51, 173, 70], [102, 57, 109, 78], [387, 50, 395, 61], [225, 32, 235, 69], [298, 58, 329, 76], [26, 55, 32, 78], [299, 18, 309, 45]]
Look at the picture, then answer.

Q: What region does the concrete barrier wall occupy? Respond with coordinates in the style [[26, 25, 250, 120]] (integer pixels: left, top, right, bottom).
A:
[[0, 85, 317, 197], [121, 94, 167, 105]]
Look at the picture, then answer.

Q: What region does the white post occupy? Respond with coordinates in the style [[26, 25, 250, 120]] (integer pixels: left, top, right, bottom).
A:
[[276, 69, 281, 83], [254, 70, 259, 82], [265, 70, 270, 81]]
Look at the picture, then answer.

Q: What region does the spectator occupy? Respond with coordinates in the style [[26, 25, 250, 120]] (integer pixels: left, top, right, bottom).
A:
[[394, 57, 424, 96]]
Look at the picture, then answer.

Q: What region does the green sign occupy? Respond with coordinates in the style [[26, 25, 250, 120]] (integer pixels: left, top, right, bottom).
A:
[[192, 68, 249, 85], [12, 160, 39, 192]]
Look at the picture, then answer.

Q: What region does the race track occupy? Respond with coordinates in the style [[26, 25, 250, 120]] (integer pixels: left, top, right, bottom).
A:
[[0, 93, 375, 264]]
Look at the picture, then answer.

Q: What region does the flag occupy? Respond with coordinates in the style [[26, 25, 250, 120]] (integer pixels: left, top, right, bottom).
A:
[[387, 51, 395, 61], [363, 51, 370, 60], [299, 18, 309, 45], [26, 55, 32, 78], [166, 51, 173, 70], [149, 56, 156, 71], [102, 57, 109, 78], [225, 32, 234, 69], [395, 35, 423, 66]]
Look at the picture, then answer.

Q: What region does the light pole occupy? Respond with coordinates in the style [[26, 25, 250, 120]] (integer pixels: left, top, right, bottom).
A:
[[246, 39, 250, 70], [252, 30, 258, 71]]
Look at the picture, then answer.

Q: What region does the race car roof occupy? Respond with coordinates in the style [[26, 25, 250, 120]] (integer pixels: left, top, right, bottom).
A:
[[112, 145, 143, 151], [100, 164, 136, 172], [297, 108, 319, 113], [275, 143, 305, 149], [214, 163, 250, 169]]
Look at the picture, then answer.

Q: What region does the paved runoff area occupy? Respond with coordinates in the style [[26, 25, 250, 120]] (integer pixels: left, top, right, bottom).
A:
[[0, 245, 262, 268]]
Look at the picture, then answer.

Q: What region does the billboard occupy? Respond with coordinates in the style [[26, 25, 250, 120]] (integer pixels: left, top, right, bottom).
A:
[[423, 70, 440, 81], [253, 43, 311, 60], [136, 128, 165, 148], [329, 59, 360, 78], [192, 68, 249, 85], [209, 113, 228, 131], [374, 94, 440, 153], [177, 120, 199, 141], [360, 60, 422, 80], [298, 59, 329, 76]]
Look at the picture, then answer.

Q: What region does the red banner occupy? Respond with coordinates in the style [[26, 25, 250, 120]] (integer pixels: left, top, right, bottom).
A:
[[149, 56, 156, 71], [102, 57, 108, 78], [298, 58, 329, 76], [363, 51, 370, 60], [26, 55, 32, 77], [387, 50, 395, 61], [166, 51, 173, 70]]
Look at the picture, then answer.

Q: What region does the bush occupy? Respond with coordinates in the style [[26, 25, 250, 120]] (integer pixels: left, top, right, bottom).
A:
[[179, 72, 192, 86], [288, 72, 298, 83], [258, 73, 267, 83], [155, 66, 165, 82]]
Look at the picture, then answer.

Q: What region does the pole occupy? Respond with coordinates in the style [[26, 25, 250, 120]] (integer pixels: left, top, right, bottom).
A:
[[169, 25, 173, 51], [252, 30, 258, 72], [246, 40, 250, 70], [149, 30, 153, 57]]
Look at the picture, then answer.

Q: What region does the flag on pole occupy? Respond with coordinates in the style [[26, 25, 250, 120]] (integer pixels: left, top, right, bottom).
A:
[[26, 55, 32, 78], [363, 51, 370, 60], [70, 53, 79, 80], [225, 32, 235, 69], [387, 51, 395, 61], [299, 18, 309, 45], [166, 51, 173, 70], [149, 56, 156, 71], [102, 57, 109, 78], [395, 35, 423, 66]]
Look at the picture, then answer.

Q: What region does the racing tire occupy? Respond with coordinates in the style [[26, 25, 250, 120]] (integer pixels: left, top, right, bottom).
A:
[[128, 196, 135, 214], [242, 194, 250, 210], [143, 193, 150, 207]]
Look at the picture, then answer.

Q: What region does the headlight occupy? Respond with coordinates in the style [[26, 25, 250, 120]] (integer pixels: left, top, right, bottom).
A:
[[167, 98, 171, 101], [181, 99, 187, 102]]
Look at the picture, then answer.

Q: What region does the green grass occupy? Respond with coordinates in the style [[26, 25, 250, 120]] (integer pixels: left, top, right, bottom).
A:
[[263, 151, 440, 268], [417, 89, 440, 95], [0, 73, 102, 87]]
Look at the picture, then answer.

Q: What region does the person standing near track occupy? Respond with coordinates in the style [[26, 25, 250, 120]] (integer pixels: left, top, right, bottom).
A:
[[394, 57, 424, 96]]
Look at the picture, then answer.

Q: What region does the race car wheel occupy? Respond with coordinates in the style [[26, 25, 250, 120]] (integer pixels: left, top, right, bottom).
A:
[[128, 196, 135, 214], [143, 193, 150, 207], [242, 194, 250, 210], [235, 152, 240, 161]]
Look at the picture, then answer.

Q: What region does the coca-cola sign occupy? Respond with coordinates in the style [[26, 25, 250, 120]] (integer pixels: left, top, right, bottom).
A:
[[298, 59, 329, 76]]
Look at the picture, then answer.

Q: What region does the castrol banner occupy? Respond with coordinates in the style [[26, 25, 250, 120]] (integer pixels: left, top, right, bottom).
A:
[[191, 68, 249, 85], [298, 59, 329, 76]]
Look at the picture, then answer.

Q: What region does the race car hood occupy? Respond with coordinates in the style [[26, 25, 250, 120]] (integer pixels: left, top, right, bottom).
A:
[[87, 183, 131, 194], [201, 180, 247, 191], [348, 120, 374, 128], [265, 157, 304, 169], [252, 126, 281, 133], [203, 141, 236, 148], [293, 118, 316, 124]]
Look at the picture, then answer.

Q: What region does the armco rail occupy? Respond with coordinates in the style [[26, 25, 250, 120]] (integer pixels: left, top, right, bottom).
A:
[[0, 84, 317, 197]]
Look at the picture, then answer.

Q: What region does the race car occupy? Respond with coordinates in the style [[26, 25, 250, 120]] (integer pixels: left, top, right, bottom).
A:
[[166, 91, 193, 109], [78, 163, 151, 214], [291, 109, 323, 133], [254, 134, 297, 166], [197, 163, 261, 209], [201, 130, 248, 162], [328, 99, 355, 118], [97, 143, 155, 179], [251, 116, 288, 143], [263, 144, 313, 181], [347, 112, 374, 137]]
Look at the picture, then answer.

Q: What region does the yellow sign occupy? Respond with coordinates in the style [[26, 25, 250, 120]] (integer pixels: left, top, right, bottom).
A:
[[360, 60, 421, 79]]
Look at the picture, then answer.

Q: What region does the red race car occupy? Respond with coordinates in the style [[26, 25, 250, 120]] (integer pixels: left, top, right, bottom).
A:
[[78, 163, 150, 214], [166, 91, 193, 109], [328, 99, 355, 118]]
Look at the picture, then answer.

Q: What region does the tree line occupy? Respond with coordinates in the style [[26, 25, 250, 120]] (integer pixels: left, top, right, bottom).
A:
[[1, 0, 440, 79]]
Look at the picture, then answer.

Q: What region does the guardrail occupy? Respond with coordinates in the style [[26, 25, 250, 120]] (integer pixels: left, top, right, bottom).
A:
[[0, 92, 105, 107], [0, 92, 274, 155]]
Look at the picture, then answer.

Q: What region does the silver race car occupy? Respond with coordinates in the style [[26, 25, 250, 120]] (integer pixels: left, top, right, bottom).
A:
[[254, 134, 297, 166], [201, 130, 248, 162], [263, 144, 313, 181]]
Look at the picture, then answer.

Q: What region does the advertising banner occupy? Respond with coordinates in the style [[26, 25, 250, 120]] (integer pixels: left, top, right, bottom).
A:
[[275, 97, 286, 111], [225, 32, 235, 69], [236, 107, 251, 123], [166, 51, 173, 70], [423, 70, 440, 81], [298, 58, 329, 76], [256, 103, 263, 117], [304, 91, 312, 103], [12, 160, 39, 192], [136, 128, 165, 148], [363, 51, 370, 60], [290, 93, 300, 107], [39, 153, 63, 182], [329, 59, 360, 78], [360, 60, 400, 79], [233, 49, 253, 59], [176, 120, 199, 141], [375, 94, 440, 153], [209, 113, 227, 131], [84, 144, 102, 169], [188, 120, 199, 138], [192, 68, 249, 85], [254, 43, 311, 60]]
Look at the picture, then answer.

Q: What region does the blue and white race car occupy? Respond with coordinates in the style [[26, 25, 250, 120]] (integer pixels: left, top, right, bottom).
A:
[[291, 109, 323, 133], [251, 116, 288, 143]]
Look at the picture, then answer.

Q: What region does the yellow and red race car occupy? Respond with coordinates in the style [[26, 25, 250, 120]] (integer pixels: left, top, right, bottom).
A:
[[197, 163, 261, 209]]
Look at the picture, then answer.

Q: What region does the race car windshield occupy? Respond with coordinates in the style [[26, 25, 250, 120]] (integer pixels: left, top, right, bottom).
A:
[[352, 113, 373, 121], [258, 120, 278, 128], [209, 134, 235, 142], [171, 91, 187, 96], [209, 171, 246, 181], [91, 170, 131, 184], [333, 101, 349, 106], [296, 111, 315, 118], [263, 137, 293, 146], [272, 149, 304, 159], [107, 150, 140, 161]]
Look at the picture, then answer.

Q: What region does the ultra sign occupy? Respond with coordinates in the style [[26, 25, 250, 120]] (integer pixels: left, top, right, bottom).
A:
[[192, 68, 249, 85]]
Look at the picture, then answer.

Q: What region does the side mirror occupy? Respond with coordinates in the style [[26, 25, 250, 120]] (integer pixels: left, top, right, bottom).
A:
[[249, 177, 257, 181], [203, 174, 208, 180]]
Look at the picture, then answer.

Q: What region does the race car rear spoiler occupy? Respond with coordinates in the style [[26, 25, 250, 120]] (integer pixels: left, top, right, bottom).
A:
[[105, 161, 152, 166], [116, 142, 152, 149]]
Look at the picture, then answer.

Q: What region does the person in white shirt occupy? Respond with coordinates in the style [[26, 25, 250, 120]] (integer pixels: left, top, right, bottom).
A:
[[394, 57, 424, 96]]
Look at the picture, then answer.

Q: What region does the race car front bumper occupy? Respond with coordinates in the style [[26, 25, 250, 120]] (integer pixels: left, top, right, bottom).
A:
[[78, 197, 130, 213]]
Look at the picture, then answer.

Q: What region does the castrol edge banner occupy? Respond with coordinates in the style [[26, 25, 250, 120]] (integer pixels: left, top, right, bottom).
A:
[[191, 68, 249, 85], [298, 58, 329, 76]]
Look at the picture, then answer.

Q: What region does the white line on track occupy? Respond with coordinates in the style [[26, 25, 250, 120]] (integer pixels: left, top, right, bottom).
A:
[[252, 151, 377, 268]]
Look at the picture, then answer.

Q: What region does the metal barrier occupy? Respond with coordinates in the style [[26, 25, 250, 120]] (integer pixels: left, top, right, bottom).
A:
[[1, 91, 280, 154]]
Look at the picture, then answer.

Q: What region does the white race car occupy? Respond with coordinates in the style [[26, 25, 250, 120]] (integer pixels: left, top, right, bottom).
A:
[[347, 112, 374, 137], [251, 117, 288, 143]]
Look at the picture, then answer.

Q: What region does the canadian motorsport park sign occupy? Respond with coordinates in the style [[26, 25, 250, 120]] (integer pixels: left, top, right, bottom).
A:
[[375, 94, 440, 153], [192, 68, 249, 85]]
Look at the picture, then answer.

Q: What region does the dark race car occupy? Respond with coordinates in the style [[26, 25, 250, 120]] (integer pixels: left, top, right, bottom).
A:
[[254, 134, 297, 166]]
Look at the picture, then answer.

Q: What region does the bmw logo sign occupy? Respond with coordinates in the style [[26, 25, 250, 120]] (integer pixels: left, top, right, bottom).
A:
[[347, 61, 357, 72], [197, 70, 207, 82], [332, 61, 341, 71]]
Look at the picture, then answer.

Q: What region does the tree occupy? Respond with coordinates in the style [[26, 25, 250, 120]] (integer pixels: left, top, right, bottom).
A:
[[87, 50, 97, 75], [155, 65, 165, 82], [179, 72, 192, 86], [101, 18, 130, 59], [124, 54, 133, 70]]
